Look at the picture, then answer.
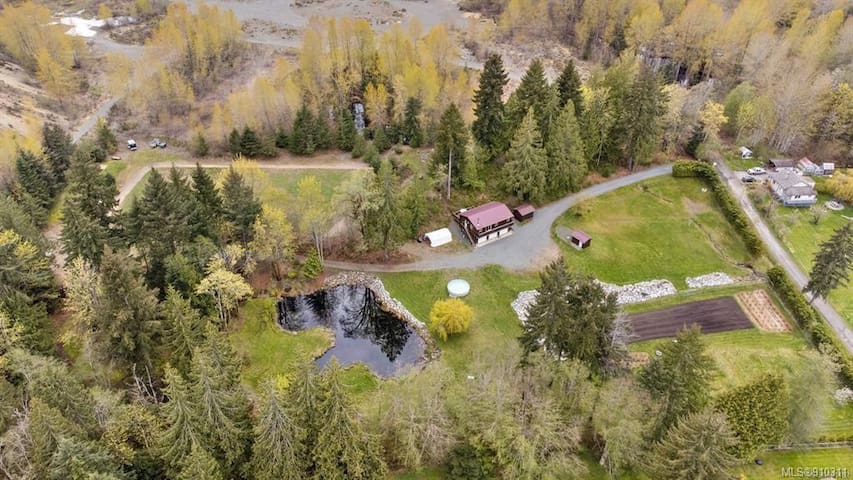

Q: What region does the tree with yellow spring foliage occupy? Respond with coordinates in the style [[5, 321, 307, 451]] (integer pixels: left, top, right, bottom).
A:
[[429, 298, 473, 341]]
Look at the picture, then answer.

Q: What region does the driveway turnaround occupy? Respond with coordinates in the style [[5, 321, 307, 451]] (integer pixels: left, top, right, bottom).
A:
[[326, 165, 673, 272]]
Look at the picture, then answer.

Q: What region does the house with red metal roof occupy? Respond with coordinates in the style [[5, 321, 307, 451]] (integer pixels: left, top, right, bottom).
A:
[[454, 201, 515, 247]]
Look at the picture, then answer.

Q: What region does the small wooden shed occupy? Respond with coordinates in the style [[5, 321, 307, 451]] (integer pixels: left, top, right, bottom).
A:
[[512, 204, 536, 222], [569, 230, 592, 250]]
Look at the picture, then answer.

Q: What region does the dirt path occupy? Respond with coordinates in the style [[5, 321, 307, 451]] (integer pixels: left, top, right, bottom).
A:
[[715, 159, 853, 355]]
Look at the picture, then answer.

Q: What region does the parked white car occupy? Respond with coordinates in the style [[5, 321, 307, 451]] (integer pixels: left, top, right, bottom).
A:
[[747, 167, 766, 175], [127, 139, 137, 151]]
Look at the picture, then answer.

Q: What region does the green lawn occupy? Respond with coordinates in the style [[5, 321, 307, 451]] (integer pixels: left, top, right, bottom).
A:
[[379, 266, 539, 373], [736, 448, 853, 479], [723, 150, 764, 171], [554, 176, 751, 289], [229, 298, 378, 395], [103, 159, 127, 178], [774, 191, 853, 327]]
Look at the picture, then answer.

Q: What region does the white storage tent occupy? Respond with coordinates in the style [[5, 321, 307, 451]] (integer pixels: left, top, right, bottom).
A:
[[424, 228, 452, 247]]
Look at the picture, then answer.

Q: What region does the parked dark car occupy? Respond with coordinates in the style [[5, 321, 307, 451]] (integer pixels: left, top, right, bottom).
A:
[[741, 175, 757, 184]]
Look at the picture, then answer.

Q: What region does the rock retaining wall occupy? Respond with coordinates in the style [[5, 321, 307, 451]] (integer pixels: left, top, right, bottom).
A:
[[322, 272, 439, 361], [686, 272, 734, 289]]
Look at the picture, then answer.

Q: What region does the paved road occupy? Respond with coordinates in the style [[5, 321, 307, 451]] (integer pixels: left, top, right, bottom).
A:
[[326, 165, 673, 272], [715, 160, 853, 355]]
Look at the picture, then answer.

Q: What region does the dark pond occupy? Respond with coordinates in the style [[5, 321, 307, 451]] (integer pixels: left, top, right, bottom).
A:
[[277, 285, 425, 377]]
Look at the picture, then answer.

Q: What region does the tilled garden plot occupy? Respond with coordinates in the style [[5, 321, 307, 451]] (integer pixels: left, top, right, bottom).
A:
[[626, 297, 753, 343]]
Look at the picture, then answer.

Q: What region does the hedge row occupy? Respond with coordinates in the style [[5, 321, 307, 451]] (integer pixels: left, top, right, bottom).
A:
[[767, 266, 853, 387], [672, 160, 763, 256]]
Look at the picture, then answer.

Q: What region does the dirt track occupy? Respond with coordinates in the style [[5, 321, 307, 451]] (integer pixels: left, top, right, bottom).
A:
[[626, 297, 753, 343]]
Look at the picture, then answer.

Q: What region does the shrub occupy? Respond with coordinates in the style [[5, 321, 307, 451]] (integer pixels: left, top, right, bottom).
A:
[[766, 266, 853, 387], [826, 173, 853, 203], [429, 298, 473, 341], [671, 160, 763, 255], [351, 133, 367, 159]]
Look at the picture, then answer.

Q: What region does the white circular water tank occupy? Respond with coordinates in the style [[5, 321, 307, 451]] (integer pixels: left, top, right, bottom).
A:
[[447, 279, 470, 298]]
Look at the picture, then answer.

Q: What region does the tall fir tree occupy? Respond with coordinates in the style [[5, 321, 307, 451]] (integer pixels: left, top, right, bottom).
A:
[[193, 131, 209, 157], [312, 359, 387, 480], [191, 164, 223, 241], [27, 398, 86, 479], [60, 195, 111, 266], [805, 223, 853, 300], [505, 59, 556, 142], [503, 109, 549, 202], [41, 123, 74, 186], [401, 97, 424, 147], [159, 367, 204, 475], [15, 149, 55, 211], [167, 167, 207, 242], [648, 410, 738, 480], [290, 105, 317, 155], [556, 60, 584, 116], [715, 374, 789, 458], [364, 159, 404, 259], [93, 249, 161, 370], [65, 148, 119, 227], [249, 381, 305, 480], [228, 128, 242, 155], [373, 126, 391, 152], [286, 363, 322, 473], [640, 325, 716, 438], [620, 67, 668, 170], [161, 287, 206, 376], [48, 435, 124, 480], [220, 167, 262, 245], [545, 102, 587, 196], [314, 109, 333, 150], [432, 104, 469, 189], [471, 53, 509, 157], [335, 108, 357, 152], [519, 258, 621, 372], [95, 119, 118, 154]]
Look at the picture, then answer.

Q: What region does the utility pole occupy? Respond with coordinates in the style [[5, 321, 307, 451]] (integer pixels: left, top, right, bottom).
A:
[[447, 149, 453, 200]]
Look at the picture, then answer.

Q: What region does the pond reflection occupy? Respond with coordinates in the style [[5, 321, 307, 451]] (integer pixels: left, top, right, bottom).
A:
[[277, 285, 424, 377]]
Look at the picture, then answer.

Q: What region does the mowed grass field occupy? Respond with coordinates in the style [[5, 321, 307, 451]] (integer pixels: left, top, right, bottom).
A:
[[774, 189, 853, 328], [554, 176, 752, 289], [121, 167, 357, 208]]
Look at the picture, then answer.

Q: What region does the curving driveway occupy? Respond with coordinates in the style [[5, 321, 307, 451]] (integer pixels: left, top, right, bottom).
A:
[[325, 165, 673, 272]]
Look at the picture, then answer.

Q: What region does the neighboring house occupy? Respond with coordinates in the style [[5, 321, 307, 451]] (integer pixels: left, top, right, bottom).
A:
[[739, 146, 753, 159], [823, 162, 835, 175], [769, 158, 796, 171], [798, 157, 819, 175], [768, 171, 817, 207], [455, 201, 514, 246]]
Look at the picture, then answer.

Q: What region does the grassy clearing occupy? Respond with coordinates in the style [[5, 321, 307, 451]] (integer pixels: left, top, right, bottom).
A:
[[773, 190, 853, 327], [228, 298, 378, 395], [554, 176, 751, 289], [103, 159, 127, 178], [723, 150, 764, 171], [736, 448, 853, 479], [379, 266, 539, 373]]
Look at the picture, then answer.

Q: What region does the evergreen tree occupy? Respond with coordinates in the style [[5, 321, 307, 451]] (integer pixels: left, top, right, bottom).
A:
[[314, 109, 333, 150], [193, 131, 209, 157], [373, 125, 391, 152], [432, 104, 469, 189], [60, 194, 111, 266], [41, 123, 74, 185], [239, 126, 262, 157], [364, 142, 381, 173], [249, 382, 305, 480], [228, 128, 242, 155], [401, 97, 424, 148], [351, 133, 367, 158], [48, 435, 125, 480], [95, 119, 118, 155], [65, 150, 119, 227], [220, 167, 262, 245], [471, 53, 509, 157], [715, 374, 790, 458], [648, 410, 738, 480], [312, 359, 387, 479], [286, 362, 322, 470], [191, 330, 251, 474], [556, 60, 584, 116], [275, 127, 290, 149], [335, 108, 357, 151], [161, 287, 206, 376], [93, 249, 160, 369], [159, 367, 203, 475], [1, 291, 53, 353], [503, 109, 549, 202], [191, 164, 223, 240], [301, 248, 323, 279], [805, 223, 853, 300], [505, 59, 555, 142], [400, 176, 433, 238], [28, 398, 86, 479], [364, 160, 404, 259], [0, 193, 43, 246], [545, 102, 587, 196], [620, 67, 668, 170], [177, 444, 223, 480], [15, 149, 55, 210], [519, 258, 621, 372], [290, 105, 317, 155], [640, 325, 716, 438], [167, 167, 207, 242]]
